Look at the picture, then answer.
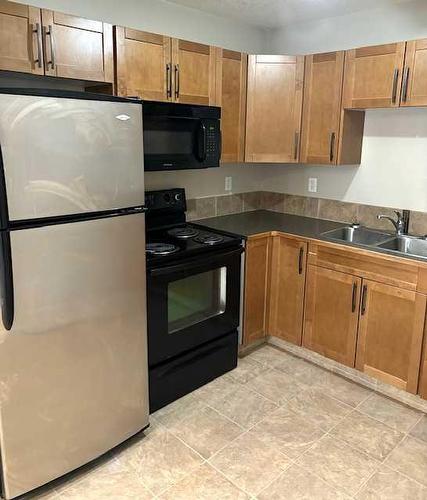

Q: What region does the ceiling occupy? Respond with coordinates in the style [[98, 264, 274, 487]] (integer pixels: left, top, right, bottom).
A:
[[166, 0, 413, 29]]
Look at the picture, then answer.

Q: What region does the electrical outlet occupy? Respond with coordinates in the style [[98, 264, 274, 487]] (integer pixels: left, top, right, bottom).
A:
[[225, 176, 232, 192], [308, 177, 318, 193]]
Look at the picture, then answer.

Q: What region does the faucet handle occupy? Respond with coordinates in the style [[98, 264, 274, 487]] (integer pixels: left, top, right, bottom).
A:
[[394, 210, 402, 220]]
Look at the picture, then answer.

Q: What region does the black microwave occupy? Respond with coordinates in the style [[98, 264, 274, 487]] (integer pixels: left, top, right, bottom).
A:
[[142, 101, 221, 171]]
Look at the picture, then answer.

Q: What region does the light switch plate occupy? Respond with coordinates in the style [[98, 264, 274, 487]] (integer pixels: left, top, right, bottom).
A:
[[225, 176, 232, 191], [308, 177, 318, 193]]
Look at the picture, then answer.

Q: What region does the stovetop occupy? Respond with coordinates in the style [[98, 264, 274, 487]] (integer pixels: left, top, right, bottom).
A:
[[146, 223, 242, 266]]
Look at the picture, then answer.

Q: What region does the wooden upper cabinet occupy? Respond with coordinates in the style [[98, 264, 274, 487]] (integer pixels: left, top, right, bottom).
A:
[[301, 51, 344, 164], [215, 48, 247, 163], [303, 265, 361, 367], [243, 234, 271, 346], [0, 0, 44, 75], [41, 10, 113, 82], [356, 280, 426, 393], [115, 27, 171, 100], [343, 42, 406, 109], [245, 54, 304, 163], [401, 39, 427, 107], [172, 39, 216, 105], [269, 234, 307, 346]]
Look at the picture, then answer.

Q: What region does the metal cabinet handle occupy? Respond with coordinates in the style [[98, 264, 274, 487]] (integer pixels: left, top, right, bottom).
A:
[[174, 64, 180, 99], [351, 282, 358, 313], [361, 284, 368, 315], [298, 247, 304, 275], [43, 24, 55, 70], [294, 131, 299, 160], [32, 22, 42, 68], [329, 131, 336, 163], [166, 63, 172, 98], [401, 67, 410, 102], [391, 68, 399, 104]]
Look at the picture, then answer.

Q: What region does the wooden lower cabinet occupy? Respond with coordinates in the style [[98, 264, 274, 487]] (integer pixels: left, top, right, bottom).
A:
[[356, 280, 426, 393], [269, 234, 307, 345], [303, 265, 361, 367], [242, 234, 271, 345]]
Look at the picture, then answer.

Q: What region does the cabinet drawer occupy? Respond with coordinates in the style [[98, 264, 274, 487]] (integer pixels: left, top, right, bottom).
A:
[[308, 241, 420, 291]]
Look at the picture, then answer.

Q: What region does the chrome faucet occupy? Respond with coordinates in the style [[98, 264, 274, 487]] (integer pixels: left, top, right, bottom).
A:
[[377, 210, 410, 236]]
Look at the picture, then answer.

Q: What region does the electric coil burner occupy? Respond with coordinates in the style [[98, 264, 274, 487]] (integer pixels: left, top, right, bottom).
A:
[[167, 226, 199, 239], [145, 188, 243, 412], [194, 233, 224, 245], [146, 243, 179, 255]]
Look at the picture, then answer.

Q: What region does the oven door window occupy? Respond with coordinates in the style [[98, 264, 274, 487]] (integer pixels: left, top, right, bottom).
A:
[[168, 267, 227, 334]]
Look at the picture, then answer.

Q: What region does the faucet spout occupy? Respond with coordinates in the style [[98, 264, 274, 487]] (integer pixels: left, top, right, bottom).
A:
[[377, 210, 410, 236]]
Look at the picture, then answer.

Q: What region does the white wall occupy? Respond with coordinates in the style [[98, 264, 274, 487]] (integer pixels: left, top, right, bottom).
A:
[[268, 0, 427, 54], [23, 0, 268, 53], [144, 164, 268, 199], [260, 0, 427, 212]]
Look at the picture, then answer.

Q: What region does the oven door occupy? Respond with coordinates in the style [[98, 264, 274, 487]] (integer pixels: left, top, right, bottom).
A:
[[147, 246, 242, 366]]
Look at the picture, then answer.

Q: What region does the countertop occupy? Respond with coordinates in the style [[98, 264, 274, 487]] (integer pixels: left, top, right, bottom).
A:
[[194, 210, 345, 239], [194, 210, 427, 264]]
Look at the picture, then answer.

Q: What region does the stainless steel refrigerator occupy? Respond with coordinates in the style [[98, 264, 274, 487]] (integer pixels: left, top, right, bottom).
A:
[[0, 89, 149, 499]]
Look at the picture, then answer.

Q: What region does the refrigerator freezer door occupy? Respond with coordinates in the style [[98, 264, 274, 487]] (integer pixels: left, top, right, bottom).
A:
[[0, 213, 148, 499], [0, 93, 144, 222]]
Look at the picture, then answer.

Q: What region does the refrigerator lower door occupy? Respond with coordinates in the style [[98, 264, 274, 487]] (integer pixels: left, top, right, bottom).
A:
[[0, 213, 148, 499]]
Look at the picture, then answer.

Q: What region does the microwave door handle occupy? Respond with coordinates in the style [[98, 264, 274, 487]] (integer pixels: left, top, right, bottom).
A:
[[149, 246, 243, 277], [197, 122, 207, 162]]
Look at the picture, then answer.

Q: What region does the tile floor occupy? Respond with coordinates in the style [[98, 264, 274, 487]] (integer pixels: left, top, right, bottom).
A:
[[33, 345, 427, 499]]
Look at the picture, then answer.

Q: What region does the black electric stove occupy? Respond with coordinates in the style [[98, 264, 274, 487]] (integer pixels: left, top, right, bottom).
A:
[[145, 189, 243, 412]]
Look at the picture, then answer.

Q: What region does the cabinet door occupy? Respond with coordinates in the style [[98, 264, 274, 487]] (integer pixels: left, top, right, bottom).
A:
[[269, 234, 307, 345], [343, 43, 406, 109], [115, 27, 171, 101], [400, 39, 427, 107], [243, 235, 271, 346], [303, 266, 361, 367], [215, 48, 247, 163], [171, 39, 216, 105], [41, 10, 113, 82], [301, 52, 344, 165], [356, 280, 426, 393], [245, 55, 304, 163], [0, 0, 43, 75]]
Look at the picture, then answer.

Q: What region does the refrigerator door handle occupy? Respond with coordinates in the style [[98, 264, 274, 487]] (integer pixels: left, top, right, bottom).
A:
[[0, 231, 14, 330]]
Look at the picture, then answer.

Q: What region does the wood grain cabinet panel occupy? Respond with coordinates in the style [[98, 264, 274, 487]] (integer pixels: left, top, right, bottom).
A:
[[41, 9, 113, 82], [301, 51, 365, 165], [301, 52, 344, 164], [303, 265, 361, 367], [356, 280, 426, 393], [243, 235, 271, 346], [343, 42, 406, 109], [0, 0, 44, 75], [245, 54, 304, 163], [115, 27, 171, 100], [215, 48, 247, 162], [401, 39, 427, 107], [172, 39, 216, 105], [269, 234, 307, 345]]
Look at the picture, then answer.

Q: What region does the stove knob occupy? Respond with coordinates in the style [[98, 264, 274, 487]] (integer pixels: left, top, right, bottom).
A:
[[163, 193, 171, 204], [174, 193, 182, 201]]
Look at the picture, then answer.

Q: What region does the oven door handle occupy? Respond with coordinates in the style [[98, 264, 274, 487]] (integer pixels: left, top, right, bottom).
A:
[[148, 246, 243, 277]]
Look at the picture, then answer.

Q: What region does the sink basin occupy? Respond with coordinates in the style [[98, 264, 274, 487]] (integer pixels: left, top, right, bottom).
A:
[[321, 226, 392, 246], [377, 235, 427, 259]]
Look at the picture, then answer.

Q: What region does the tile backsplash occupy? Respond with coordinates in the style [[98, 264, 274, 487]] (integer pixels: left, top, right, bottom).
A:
[[187, 191, 427, 236]]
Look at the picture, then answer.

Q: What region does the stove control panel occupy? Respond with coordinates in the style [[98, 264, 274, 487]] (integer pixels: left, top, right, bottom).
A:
[[145, 188, 186, 212]]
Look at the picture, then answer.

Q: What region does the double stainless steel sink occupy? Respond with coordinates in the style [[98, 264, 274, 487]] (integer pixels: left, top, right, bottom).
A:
[[321, 226, 427, 260]]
